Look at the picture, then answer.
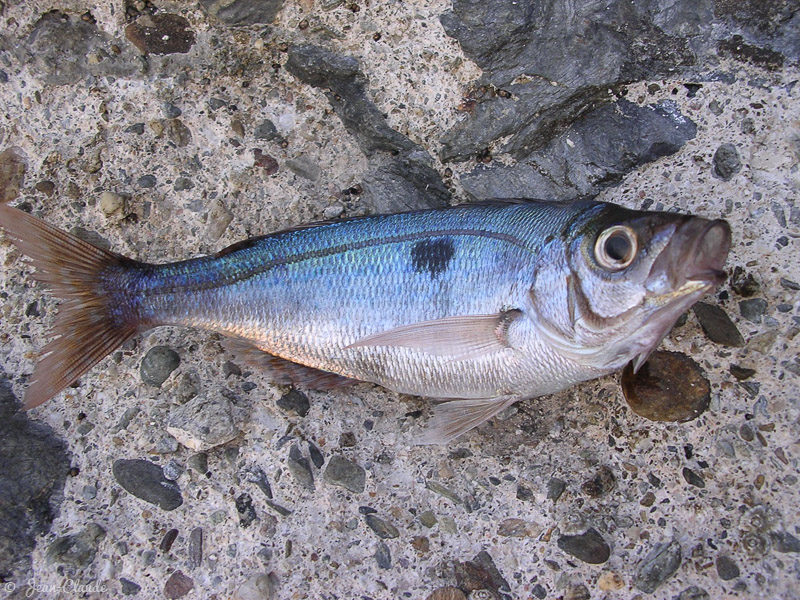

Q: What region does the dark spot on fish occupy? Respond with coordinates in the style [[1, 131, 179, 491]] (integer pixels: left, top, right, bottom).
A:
[[411, 238, 454, 277]]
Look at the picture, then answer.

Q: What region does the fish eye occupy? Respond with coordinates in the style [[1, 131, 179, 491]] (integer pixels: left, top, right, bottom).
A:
[[594, 225, 638, 271]]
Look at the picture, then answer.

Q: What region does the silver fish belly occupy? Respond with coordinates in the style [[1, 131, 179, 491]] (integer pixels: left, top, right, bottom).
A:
[[0, 198, 731, 443]]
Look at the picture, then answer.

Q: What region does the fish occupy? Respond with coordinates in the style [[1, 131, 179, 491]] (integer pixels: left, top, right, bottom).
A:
[[0, 198, 731, 443]]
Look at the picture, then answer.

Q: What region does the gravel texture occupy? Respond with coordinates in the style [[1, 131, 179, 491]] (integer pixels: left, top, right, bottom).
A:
[[0, 1, 798, 599]]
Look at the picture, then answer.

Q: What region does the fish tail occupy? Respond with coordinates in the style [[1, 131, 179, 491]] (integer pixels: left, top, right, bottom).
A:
[[0, 204, 143, 408]]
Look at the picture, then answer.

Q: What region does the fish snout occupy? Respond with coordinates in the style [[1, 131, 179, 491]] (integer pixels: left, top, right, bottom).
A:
[[679, 218, 731, 286]]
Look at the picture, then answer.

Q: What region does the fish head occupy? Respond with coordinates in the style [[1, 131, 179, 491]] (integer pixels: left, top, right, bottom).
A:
[[532, 203, 731, 372]]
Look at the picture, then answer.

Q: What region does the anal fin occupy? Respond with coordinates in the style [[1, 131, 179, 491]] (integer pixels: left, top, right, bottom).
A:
[[223, 338, 359, 390], [416, 396, 520, 445]]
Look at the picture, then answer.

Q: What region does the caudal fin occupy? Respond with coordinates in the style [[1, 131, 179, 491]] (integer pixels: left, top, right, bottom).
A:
[[0, 204, 140, 408]]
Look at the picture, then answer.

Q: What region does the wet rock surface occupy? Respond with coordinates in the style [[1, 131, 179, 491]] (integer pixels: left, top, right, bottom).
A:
[[0, 1, 797, 599]]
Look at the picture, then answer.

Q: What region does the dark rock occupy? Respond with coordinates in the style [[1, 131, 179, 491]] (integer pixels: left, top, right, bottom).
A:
[[516, 484, 534, 501], [779, 278, 800, 291], [45, 523, 105, 567], [286, 44, 449, 213], [713, 143, 743, 180], [160, 528, 179, 553], [716, 555, 740, 580], [112, 459, 183, 510], [730, 266, 760, 297], [0, 146, 27, 203], [187, 452, 209, 474], [339, 431, 357, 447], [70, 226, 112, 250], [375, 541, 391, 569], [682, 467, 706, 488], [162, 102, 182, 118], [188, 527, 203, 569], [253, 149, 279, 175], [236, 493, 257, 527], [287, 445, 315, 490], [739, 298, 768, 323], [634, 540, 682, 593], [458, 100, 696, 201], [126, 123, 146, 134], [427, 587, 466, 600], [365, 514, 399, 539], [0, 377, 70, 580], [581, 466, 616, 497], [546, 477, 566, 501], [199, 0, 285, 26], [276, 388, 310, 417], [120, 578, 142, 595], [140, 345, 180, 387], [557, 528, 611, 564], [323, 456, 366, 493], [770, 531, 800, 553], [137, 174, 157, 188], [718, 35, 784, 71], [174, 177, 194, 191], [308, 441, 325, 469], [166, 395, 239, 451], [677, 586, 710, 600], [564, 584, 590, 600], [167, 119, 193, 147], [254, 119, 278, 141], [621, 351, 711, 422], [454, 550, 511, 599], [34, 180, 56, 196], [164, 570, 194, 599], [692, 303, 745, 347], [729, 365, 756, 380], [125, 14, 196, 55]]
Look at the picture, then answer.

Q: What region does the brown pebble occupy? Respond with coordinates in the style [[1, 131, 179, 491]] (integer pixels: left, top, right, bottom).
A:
[[125, 14, 196, 55], [411, 535, 430, 554], [621, 351, 711, 422], [160, 528, 178, 553], [164, 570, 194, 599], [0, 147, 27, 203], [426, 587, 467, 600], [582, 466, 616, 498]]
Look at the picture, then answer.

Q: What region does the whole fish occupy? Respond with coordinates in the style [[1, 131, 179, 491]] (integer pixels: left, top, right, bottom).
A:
[[0, 199, 730, 443]]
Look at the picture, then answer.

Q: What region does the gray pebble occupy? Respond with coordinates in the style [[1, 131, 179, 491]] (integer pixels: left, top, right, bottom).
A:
[[712, 143, 742, 180], [556, 528, 610, 564], [419, 510, 437, 528], [770, 530, 800, 553], [276, 388, 310, 417], [365, 514, 399, 539], [308, 441, 325, 468], [375, 541, 391, 569], [188, 527, 203, 569], [166, 395, 240, 451], [634, 540, 682, 593], [187, 452, 209, 474], [708, 100, 723, 115], [162, 102, 182, 118], [46, 523, 106, 567], [236, 493, 257, 527], [677, 586, 710, 600], [120, 578, 141, 596], [682, 467, 706, 488], [114, 406, 140, 432], [140, 345, 180, 387], [154, 434, 179, 454], [112, 458, 183, 510], [162, 459, 184, 481], [547, 477, 566, 501], [254, 119, 278, 141], [82, 484, 97, 499], [780, 278, 800, 291], [174, 177, 194, 191], [323, 455, 366, 493], [233, 573, 275, 600], [739, 298, 768, 323], [286, 156, 321, 181], [208, 98, 227, 111], [426, 480, 462, 504], [137, 174, 157, 188], [287, 445, 315, 490], [692, 302, 745, 347], [716, 555, 740, 580], [125, 123, 145, 134]]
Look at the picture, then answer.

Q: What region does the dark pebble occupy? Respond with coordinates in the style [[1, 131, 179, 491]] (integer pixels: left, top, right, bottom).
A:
[[126, 14, 196, 55], [531, 584, 547, 599], [547, 477, 566, 501], [730, 267, 760, 297], [187, 452, 208, 474], [137, 174, 157, 188], [677, 586, 710, 600], [253, 149, 279, 174], [160, 528, 178, 552], [622, 351, 711, 422], [358, 506, 377, 515], [0, 70, 8, 83], [427, 587, 467, 600], [162, 102, 182, 118], [125, 123, 145, 134], [682, 467, 706, 488], [454, 550, 509, 596], [729, 364, 756, 380], [164, 570, 194, 599], [716, 555, 740, 580], [308, 441, 325, 468], [581, 466, 615, 497], [375, 541, 391, 569], [323, 455, 366, 493], [168, 119, 193, 147], [276, 388, 310, 417], [516, 484, 534, 501], [780, 278, 800, 291], [236, 493, 257, 527], [112, 459, 183, 510], [770, 530, 800, 553], [120, 578, 141, 595], [339, 431, 357, 447], [740, 422, 756, 442], [287, 445, 315, 490], [35, 180, 56, 196], [140, 345, 180, 387], [208, 98, 227, 111], [739, 298, 767, 323], [634, 540, 682, 593], [557, 528, 611, 564], [174, 177, 194, 191], [777, 303, 793, 313], [223, 360, 242, 377], [254, 119, 278, 140], [365, 514, 399, 539], [712, 143, 742, 180], [692, 302, 745, 347], [188, 527, 203, 569], [45, 523, 106, 567]]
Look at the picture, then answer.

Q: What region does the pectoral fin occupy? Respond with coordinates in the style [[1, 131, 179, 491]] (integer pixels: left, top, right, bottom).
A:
[[346, 310, 522, 360], [416, 396, 520, 445]]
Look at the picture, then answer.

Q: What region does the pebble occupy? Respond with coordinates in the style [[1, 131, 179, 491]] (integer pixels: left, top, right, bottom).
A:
[[126, 14, 196, 55], [716, 555, 740, 580], [164, 570, 194, 599], [419, 510, 437, 528], [166, 395, 240, 451], [154, 434, 179, 454], [581, 466, 616, 497], [375, 541, 392, 569], [692, 303, 745, 347], [770, 530, 800, 553], [276, 388, 310, 417], [174, 177, 194, 191], [162, 459, 184, 480], [546, 477, 566, 501], [712, 143, 743, 180], [188, 527, 203, 569], [234, 574, 276, 600], [739, 298, 768, 323], [308, 441, 325, 468], [287, 445, 315, 490], [365, 514, 399, 539], [168, 119, 193, 147], [99, 191, 125, 216], [125, 123, 145, 134], [286, 156, 321, 181], [120, 578, 141, 595], [35, 180, 55, 196], [254, 119, 278, 141], [597, 571, 624, 591], [236, 493, 257, 527], [160, 528, 178, 553], [677, 586, 710, 600], [556, 528, 611, 564], [498, 518, 540, 538], [45, 523, 106, 567], [0, 146, 26, 203], [426, 587, 467, 600], [137, 174, 157, 188], [206, 199, 233, 242], [411, 535, 430, 554], [634, 540, 682, 593], [323, 455, 366, 493], [564, 584, 590, 600], [779, 278, 800, 291], [339, 431, 357, 447], [453, 550, 509, 597], [162, 102, 182, 118], [729, 364, 756, 380], [254, 149, 279, 175], [682, 467, 706, 488], [112, 458, 183, 510], [140, 345, 180, 387], [426, 480, 462, 504], [621, 351, 711, 422]]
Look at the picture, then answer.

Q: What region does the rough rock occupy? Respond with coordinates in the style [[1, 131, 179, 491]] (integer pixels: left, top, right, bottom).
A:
[[125, 14, 196, 55], [0, 376, 70, 580], [286, 445, 315, 490], [453, 550, 511, 599], [375, 541, 392, 569], [365, 514, 399, 539], [200, 0, 285, 26], [713, 143, 743, 180], [0, 147, 27, 204], [112, 459, 183, 511], [634, 540, 682, 593], [323, 455, 366, 493], [45, 523, 106, 567], [557, 528, 611, 564], [286, 44, 449, 213], [120, 578, 142, 595], [276, 388, 310, 417], [581, 466, 616, 498], [166, 395, 240, 451], [692, 303, 745, 347], [677, 586, 710, 600], [164, 570, 194, 599], [140, 345, 181, 387], [234, 573, 276, 600], [427, 587, 467, 600]]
